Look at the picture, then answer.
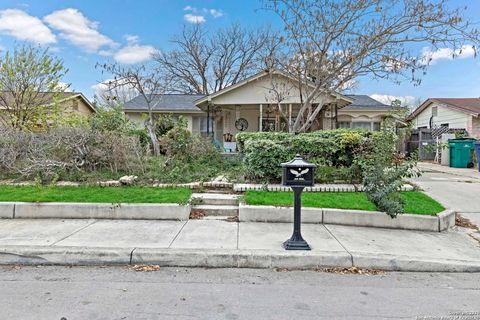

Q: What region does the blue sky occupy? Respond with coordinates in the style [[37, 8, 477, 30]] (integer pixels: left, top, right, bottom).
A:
[[0, 0, 479, 107]]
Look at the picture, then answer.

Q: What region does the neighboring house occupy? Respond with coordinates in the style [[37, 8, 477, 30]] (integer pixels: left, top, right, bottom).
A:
[[0, 91, 96, 117], [408, 98, 480, 138], [123, 70, 392, 150]]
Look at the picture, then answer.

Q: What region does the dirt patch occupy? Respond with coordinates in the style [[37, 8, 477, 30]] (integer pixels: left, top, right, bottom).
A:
[[456, 214, 479, 230], [129, 265, 161, 272], [273, 266, 386, 275], [189, 210, 206, 219]]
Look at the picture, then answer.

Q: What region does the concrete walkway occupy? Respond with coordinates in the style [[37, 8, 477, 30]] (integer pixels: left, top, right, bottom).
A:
[[417, 161, 480, 180], [412, 162, 480, 231], [1, 218, 479, 272]]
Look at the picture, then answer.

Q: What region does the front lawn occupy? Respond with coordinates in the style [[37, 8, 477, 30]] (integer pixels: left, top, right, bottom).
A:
[[244, 191, 444, 215], [0, 186, 192, 204]]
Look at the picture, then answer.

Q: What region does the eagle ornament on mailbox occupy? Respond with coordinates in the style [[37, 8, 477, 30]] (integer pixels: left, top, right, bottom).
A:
[[281, 154, 316, 187]]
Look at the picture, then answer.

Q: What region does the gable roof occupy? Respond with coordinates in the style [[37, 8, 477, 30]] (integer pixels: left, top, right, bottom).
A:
[[409, 98, 480, 120], [343, 95, 390, 109], [195, 69, 353, 105], [0, 91, 96, 113], [124, 94, 206, 113]]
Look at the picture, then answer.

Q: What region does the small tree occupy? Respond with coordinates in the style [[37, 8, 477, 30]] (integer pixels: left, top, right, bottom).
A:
[[0, 45, 69, 130], [97, 63, 164, 156], [266, 0, 480, 132]]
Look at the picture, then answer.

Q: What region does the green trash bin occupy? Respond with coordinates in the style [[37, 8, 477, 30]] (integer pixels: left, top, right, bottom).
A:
[[448, 138, 476, 168]]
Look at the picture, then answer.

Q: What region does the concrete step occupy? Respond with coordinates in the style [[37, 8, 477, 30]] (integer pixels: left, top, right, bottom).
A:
[[191, 204, 239, 216], [191, 193, 239, 206]]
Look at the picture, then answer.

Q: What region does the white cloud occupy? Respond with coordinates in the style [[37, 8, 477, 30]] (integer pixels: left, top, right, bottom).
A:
[[44, 8, 116, 53], [184, 13, 206, 24], [113, 44, 157, 64], [124, 34, 139, 44], [209, 9, 223, 18], [420, 45, 476, 65], [370, 94, 418, 108], [183, 6, 193, 11], [0, 9, 56, 44]]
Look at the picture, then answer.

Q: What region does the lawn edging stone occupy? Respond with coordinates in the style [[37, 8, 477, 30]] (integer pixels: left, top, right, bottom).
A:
[[239, 204, 455, 232], [13, 202, 190, 220]]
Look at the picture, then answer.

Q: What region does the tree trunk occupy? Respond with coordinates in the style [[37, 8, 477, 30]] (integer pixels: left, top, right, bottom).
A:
[[146, 116, 160, 157]]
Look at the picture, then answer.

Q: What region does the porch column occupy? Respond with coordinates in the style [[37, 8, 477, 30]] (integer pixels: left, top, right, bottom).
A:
[[289, 104, 292, 129], [259, 103, 263, 132]]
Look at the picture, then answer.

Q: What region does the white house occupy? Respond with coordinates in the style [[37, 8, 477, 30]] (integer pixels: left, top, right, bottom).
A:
[[124, 70, 392, 150], [408, 98, 480, 138]]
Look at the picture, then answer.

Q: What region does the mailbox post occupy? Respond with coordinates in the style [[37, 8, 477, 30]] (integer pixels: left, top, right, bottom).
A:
[[281, 154, 316, 250]]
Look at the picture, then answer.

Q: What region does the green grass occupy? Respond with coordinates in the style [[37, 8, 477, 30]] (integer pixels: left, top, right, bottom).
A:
[[244, 191, 444, 215], [0, 186, 192, 204]]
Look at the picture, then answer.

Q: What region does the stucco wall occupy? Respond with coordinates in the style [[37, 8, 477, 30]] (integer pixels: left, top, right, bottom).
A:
[[208, 73, 336, 105], [125, 111, 195, 132]]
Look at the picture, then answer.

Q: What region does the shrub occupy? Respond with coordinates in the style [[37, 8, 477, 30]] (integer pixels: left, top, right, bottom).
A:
[[237, 129, 379, 182], [89, 106, 135, 133], [357, 128, 419, 218], [0, 126, 146, 183]]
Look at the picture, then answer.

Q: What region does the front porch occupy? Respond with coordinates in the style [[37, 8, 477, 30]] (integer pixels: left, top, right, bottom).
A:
[[205, 103, 340, 152]]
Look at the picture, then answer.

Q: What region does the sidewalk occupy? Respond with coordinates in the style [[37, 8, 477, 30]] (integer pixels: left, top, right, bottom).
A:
[[417, 162, 480, 180], [1, 218, 479, 272]]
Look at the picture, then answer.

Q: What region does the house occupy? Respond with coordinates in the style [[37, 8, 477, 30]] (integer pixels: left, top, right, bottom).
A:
[[0, 91, 96, 116], [408, 98, 480, 138], [124, 70, 392, 150]]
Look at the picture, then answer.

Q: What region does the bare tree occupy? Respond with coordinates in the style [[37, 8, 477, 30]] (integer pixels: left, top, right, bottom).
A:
[[0, 45, 69, 130], [97, 63, 164, 156], [93, 79, 138, 108], [154, 23, 283, 94], [265, 0, 480, 132]]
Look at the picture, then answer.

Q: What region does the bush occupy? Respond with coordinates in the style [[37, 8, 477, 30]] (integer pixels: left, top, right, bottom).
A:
[[357, 129, 418, 218], [237, 129, 380, 182], [0, 126, 146, 183]]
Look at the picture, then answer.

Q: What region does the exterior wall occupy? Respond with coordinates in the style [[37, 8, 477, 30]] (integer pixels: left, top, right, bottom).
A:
[[413, 102, 470, 129], [337, 109, 388, 130], [469, 116, 480, 139], [207, 73, 337, 106], [125, 111, 197, 134], [62, 97, 95, 115]]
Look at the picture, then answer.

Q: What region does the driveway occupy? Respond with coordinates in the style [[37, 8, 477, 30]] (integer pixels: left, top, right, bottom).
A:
[[411, 163, 480, 227]]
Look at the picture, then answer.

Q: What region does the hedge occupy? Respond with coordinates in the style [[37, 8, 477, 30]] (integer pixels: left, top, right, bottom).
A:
[[236, 129, 381, 183]]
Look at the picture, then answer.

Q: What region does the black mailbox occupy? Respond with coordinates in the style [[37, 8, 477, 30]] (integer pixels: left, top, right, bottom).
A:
[[280, 154, 316, 250], [281, 154, 316, 187]]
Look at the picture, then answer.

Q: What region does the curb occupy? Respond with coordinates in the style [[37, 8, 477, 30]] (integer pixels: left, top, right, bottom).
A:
[[239, 204, 455, 232], [0, 202, 190, 220], [1, 246, 479, 272]]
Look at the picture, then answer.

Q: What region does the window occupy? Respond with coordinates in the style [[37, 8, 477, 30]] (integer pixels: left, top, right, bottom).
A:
[[432, 106, 438, 117], [337, 121, 351, 128], [352, 122, 371, 130], [373, 122, 381, 131], [199, 116, 213, 133], [441, 123, 449, 128]]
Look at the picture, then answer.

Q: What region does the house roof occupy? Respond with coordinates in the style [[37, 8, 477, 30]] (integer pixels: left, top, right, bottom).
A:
[[195, 69, 354, 106], [124, 94, 205, 113], [0, 91, 96, 113], [409, 98, 480, 120], [343, 95, 390, 109]]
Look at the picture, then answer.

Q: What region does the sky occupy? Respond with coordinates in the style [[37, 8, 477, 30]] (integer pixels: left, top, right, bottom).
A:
[[0, 0, 479, 107]]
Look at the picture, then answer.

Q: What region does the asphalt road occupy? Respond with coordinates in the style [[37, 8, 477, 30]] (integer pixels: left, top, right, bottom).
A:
[[1, 266, 479, 320]]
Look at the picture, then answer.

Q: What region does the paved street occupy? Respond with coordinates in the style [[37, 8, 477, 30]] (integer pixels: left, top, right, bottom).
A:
[[413, 163, 480, 227], [0, 266, 479, 320]]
